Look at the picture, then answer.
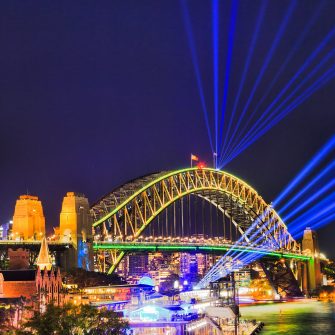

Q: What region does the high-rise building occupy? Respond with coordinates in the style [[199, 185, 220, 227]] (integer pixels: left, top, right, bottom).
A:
[[127, 255, 148, 281], [12, 195, 45, 240], [180, 253, 198, 280]]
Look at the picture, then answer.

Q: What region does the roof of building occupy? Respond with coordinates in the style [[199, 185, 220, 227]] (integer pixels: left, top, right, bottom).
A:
[[83, 283, 154, 290], [0, 270, 36, 281], [36, 237, 52, 270], [138, 276, 155, 287]]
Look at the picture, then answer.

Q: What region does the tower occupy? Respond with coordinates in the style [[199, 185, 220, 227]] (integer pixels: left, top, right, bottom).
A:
[[302, 227, 322, 291], [12, 195, 45, 240], [36, 237, 52, 271], [59, 192, 93, 270]]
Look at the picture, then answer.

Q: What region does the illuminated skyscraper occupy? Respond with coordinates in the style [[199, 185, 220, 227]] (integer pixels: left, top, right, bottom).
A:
[[12, 195, 45, 240]]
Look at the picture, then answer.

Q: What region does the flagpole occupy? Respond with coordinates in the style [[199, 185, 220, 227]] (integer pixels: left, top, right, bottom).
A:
[[191, 154, 192, 168], [213, 152, 217, 169]]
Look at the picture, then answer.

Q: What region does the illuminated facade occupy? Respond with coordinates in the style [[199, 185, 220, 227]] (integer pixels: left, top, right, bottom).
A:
[[302, 228, 322, 289], [66, 284, 154, 308], [60, 192, 91, 246], [12, 195, 45, 240], [0, 237, 63, 304], [59, 192, 93, 270]]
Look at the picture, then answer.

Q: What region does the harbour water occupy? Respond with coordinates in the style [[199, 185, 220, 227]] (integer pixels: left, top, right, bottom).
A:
[[130, 301, 335, 334], [240, 301, 335, 335]]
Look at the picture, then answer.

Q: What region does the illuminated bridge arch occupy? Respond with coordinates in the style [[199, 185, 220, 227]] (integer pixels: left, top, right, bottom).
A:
[[91, 168, 299, 274]]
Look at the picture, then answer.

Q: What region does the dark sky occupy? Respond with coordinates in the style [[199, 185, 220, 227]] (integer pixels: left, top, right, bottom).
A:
[[0, 1, 334, 255]]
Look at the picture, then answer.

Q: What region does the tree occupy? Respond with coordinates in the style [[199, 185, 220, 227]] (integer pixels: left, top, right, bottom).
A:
[[18, 303, 129, 335], [0, 301, 24, 335], [63, 268, 125, 289]]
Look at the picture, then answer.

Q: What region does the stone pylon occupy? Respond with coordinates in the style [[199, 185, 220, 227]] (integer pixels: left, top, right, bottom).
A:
[[12, 195, 46, 240], [59, 192, 93, 270]]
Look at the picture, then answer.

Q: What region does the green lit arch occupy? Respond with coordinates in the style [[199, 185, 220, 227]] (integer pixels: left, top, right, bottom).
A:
[[90, 168, 299, 273]]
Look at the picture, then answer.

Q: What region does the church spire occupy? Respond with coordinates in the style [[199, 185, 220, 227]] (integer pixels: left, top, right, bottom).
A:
[[36, 237, 52, 271]]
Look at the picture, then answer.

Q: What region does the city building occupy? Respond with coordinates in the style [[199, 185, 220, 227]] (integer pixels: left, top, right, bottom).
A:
[[12, 195, 45, 240], [66, 283, 154, 310], [127, 255, 149, 282], [0, 238, 63, 305], [234, 268, 251, 287]]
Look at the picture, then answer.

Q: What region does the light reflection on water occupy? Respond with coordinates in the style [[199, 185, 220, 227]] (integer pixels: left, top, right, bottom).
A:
[[130, 325, 220, 335], [130, 301, 335, 335], [240, 301, 335, 335]]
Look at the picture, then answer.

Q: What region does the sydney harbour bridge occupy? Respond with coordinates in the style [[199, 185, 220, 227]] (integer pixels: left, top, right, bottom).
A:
[[0, 167, 317, 298]]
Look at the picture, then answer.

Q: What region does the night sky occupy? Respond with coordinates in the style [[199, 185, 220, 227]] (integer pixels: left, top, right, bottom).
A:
[[0, 1, 334, 255]]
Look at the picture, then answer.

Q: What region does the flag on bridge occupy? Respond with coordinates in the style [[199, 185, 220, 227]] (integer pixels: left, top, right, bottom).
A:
[[191, 154, 199, 161], [191, 154, 199, 167]]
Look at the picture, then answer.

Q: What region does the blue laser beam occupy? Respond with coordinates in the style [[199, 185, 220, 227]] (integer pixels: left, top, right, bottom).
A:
[[288, 192, 335, 230], [213, 0, 219, 156], [220, 0, 297, 164], [289, 193, 335, 237], [180, 0, 214, 151], [224, 207, 271, 258], [274, 132, 335, 207], [278, 160, 335, 215], [202, 210, 278, 286], [223, 25, 335, 164], [218, 0, 239, 156], [220, 0, 267, 162], [221, 68, 335, 167], [308, 212, 335, 236], [226, 49, 335, 161], [228, 2, 325, 158], [282, 179, 335, 222]]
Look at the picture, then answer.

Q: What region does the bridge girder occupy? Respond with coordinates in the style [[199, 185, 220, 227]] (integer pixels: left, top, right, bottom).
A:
[[90, 168, 300, 274]]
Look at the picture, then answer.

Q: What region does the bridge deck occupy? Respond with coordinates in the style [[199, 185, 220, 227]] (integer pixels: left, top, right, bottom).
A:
[[93, 242, 310, 260]]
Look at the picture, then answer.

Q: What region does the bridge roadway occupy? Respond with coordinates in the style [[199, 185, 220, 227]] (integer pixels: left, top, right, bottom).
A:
[[0, 240, 311, 261], [93, 241, 311, 260]]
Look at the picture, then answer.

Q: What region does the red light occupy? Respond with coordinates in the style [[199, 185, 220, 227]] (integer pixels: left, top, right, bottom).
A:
[[197, 162, 206, 169]]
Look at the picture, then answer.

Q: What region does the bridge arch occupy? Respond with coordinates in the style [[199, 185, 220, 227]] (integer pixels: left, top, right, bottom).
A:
[[90, 168, 299, 274]]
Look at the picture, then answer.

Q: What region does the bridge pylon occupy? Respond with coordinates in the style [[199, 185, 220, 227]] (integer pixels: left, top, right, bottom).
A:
[[59, 192, 93, 271], [301, 227, 322, 293]]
